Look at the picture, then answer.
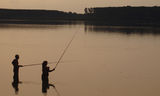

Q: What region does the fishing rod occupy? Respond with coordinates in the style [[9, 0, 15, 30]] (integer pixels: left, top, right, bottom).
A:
[[22, 31, 77, 68], [54, 31, 77, 69], [22, 60, 71, 67], [22, 61, 57, 67]]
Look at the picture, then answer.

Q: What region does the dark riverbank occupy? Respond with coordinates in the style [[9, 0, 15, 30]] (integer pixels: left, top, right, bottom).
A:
[[0, 6, 160, 26], [84, 6, 160, 26], [0, 8, 84, 25]]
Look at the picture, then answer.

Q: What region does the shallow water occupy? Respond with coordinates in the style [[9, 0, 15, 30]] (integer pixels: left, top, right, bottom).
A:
[[0, 24, 160, 96]]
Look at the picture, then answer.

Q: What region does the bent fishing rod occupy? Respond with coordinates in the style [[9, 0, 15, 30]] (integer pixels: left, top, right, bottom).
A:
[[54, 31, 77, 69], [22, 31, 77, 68]]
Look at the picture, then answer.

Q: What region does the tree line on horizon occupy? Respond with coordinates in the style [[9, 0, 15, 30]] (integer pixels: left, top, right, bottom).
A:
[[0, 6, 160, 26], [84, 6, 160, 26], [0, 8, 83, 20]]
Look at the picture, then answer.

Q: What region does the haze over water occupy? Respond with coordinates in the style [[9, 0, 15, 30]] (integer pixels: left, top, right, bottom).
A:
[[0, 23, 160, 96]]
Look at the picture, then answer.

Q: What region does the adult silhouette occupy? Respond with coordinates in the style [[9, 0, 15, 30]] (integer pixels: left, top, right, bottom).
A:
[[12, 54, 23, 83], [41, 61, 55, 93]]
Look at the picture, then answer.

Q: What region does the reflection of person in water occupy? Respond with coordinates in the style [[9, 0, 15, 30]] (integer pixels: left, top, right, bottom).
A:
[[12, 54, 23, 83], [12, 80, 19, 94], [41, 61, 55, 93], [12, 80, 22, 94]]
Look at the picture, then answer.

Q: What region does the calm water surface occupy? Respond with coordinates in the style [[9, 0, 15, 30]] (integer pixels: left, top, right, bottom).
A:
[[0, 24, 160, 96]]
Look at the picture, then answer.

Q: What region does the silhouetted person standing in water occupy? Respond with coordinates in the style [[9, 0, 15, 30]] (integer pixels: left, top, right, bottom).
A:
[[42, 61, 55, 93], [12, 54, 23, 83], [11, 54, 23, 94]]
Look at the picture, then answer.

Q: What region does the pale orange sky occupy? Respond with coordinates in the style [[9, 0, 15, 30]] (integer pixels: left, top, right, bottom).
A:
[[0, 0, 159, 13]]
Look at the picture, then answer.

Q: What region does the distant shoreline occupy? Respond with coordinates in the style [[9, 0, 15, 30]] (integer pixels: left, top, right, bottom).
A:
[[0, 6, 160, 26]]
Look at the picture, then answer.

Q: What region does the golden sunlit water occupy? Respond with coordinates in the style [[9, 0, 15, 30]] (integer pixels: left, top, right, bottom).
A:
[[0, 24, 160, 96]]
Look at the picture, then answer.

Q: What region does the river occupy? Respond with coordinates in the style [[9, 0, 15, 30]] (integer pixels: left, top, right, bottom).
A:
[[0, 24, 160, 96]]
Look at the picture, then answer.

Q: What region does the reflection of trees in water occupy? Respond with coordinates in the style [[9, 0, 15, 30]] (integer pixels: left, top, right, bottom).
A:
[[0, 21, 83, 29], [85, 25, 160, 35]]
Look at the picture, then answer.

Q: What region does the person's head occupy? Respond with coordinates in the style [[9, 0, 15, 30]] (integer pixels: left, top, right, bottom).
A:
[[42, 61, 48, 67], [15, 54, 19, 59]]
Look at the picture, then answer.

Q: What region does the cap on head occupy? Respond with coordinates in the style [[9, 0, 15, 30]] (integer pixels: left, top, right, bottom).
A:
[[15, 54, 19, 59]]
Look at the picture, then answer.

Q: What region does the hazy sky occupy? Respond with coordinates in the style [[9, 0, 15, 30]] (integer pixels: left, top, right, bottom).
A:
[[0, 0, 160, 13]]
